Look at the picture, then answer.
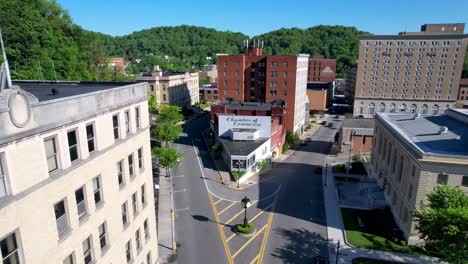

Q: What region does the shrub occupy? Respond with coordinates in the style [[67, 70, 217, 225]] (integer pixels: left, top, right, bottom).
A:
[[352, 154, 362, 162], [286, 131, 300, 146], [282, 142, 290, 152], [232, 171, 245, 179], [236, 223, 255, 234], [344, 113, 353, 118]]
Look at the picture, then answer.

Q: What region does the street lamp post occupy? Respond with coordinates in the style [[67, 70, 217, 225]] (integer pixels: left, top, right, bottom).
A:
[[241, 196, 251, 228], [335, 240, 341, 264], [234, 160, 241, 188]]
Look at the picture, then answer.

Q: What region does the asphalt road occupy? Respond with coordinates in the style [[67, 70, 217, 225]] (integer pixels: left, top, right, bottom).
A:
[[171, 113, 342, 264]]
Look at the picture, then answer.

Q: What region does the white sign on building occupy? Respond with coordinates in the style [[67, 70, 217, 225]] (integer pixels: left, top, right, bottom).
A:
[[218, 115, 271, 138]]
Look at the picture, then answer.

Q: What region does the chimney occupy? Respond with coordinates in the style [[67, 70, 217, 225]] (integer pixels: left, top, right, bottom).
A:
[[439, 126, 448, 134]]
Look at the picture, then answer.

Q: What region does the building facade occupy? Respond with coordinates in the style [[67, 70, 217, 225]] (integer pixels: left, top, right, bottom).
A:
[[199, 85, 219, 103], [370, 109, 468, 244], [353, 23, 468, 117], [217, 43, 309, 134], [338, 118, 375, 155], [0, 81, 158, 263], [345, 68, 357, 104], [199, 64, 218, 84], [306, 82, 333, 112], [308, 54, 336, 83], [456, 78, 468, 108], [138, 65, 199, 109]]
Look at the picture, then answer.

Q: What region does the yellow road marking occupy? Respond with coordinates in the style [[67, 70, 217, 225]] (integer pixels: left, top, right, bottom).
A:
[[225, 201, 258, 225], [232, 224, 268, 259], [208, 193, 234, 264], [226, 233, 236, 242], [249, 204, 273, 224], [214, 198, 224, 205], [249, 254, 260, 264], [257, 192, 280, 264], [218, 201, 237, 216]]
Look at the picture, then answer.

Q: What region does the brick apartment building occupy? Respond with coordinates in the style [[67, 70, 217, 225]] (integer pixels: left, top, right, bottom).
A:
[[353, 23, 467, 117], [217, 42, 309, 134], [308, 54, 336, 83]]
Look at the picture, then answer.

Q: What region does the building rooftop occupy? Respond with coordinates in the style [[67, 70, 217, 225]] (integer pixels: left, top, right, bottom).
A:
[[378, 110, 468, 158], [12, 80, 136, 102], [360, 34, 468, 40], [216, 100, 285, 111], [342, 118, 375, 129], [219, 137, 269, 156], [307, 82, 333, 90]]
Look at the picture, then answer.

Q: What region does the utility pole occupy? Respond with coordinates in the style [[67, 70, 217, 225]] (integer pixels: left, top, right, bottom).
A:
[[335, 240, 341, 264]]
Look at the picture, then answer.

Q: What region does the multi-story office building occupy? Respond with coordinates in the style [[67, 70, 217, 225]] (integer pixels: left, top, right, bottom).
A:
[[353, 23, 467, 117], [0, 80, 158, 263], [217, 42, 309, 134], [138, 65, 199, 109], [308, 54, 336, 83], [370, 109, 468, 244], [457, 78, 468, 108]]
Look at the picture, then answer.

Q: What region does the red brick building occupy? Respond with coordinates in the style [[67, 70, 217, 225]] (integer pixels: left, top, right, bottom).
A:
[[338, 118, 375, 155], [308, 54, 336, 83], [211, 100, 287, 158], [217, 42, 309, 134]]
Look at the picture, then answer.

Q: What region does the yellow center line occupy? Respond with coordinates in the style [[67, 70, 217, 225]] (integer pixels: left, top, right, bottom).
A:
[[225, 201, 258, 225], [249, 254, 260, 264], [226, 233, 236, 242], [248, 204, 273, 224], [232, 224, 268, 259], [217, 201, 237, 216], [257, 192, 280, 264], [208, 193, 234, 264], [214, 198, 224, 205]]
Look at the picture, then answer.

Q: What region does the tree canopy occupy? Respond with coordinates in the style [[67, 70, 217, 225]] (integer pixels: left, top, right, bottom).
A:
[[152, 147, 182, 175], [413, 185, 468, 263], [157, 105, 183, 124], [152, 122, 182, 146]]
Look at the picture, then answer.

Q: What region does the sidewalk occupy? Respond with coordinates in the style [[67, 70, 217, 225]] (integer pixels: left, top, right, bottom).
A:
[[157, 173, 177, 263], [323, 165, 441, 264]]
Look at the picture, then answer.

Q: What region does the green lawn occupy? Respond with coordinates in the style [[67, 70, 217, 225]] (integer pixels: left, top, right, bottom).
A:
[[341, 208, 429, 256], [332, 162, 367, 174], [352, 258, 399, 264]]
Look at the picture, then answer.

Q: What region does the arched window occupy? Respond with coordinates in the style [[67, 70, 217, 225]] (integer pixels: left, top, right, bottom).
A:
[[422, 104, 428, 115], [379, 103, 386, 113], [399, 103, 407, 112], [410, 104, 417, 114], [368, 103, 375, 115], [390, 103, 396, 113], [432, 104, 439, 115]]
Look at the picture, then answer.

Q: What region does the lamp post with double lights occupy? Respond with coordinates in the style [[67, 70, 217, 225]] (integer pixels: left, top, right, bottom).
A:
[[241, 196, 251, 228]]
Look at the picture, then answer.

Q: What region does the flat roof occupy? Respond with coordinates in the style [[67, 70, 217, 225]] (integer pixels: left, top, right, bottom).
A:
[[342, 118, 375, 129], [219, 137, 269, 156], [13, 80, 137, 102], [378, 112, 468, 158], [360, 34, 468, 40], [216, 100, 284, 111]]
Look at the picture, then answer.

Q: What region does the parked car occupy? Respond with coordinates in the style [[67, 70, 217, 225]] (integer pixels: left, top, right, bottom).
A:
[[300, 141, 307, 146], [327, 122, 334, 128], [306, 137, 312, 143], [355, 115, 364, 119], [321, 121, 327, 125]]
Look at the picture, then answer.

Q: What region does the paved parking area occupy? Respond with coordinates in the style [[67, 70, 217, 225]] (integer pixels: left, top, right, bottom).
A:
[[208, 193, 279, 264]]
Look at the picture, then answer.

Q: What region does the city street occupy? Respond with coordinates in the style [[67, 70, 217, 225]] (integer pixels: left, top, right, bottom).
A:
[[170, 114, 342, 263]]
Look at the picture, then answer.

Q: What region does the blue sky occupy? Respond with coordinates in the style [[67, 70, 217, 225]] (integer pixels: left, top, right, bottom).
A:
[[57, 0, 467, 36]]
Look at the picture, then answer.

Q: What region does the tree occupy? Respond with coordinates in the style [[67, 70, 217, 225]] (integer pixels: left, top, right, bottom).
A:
[[152, 147, 182, 177], [148, 95, 157, 113], [413, 185, 468, 263], [152, 122, 182, 146], [286, 131, 300, 147], [157, 105, 183, 124], [255, 159, 270, 175]]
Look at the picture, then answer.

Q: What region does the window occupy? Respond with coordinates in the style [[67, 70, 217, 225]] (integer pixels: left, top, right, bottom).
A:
[[368, 103, 375, 115], [125, 240, 132, 263], [462, 176, 468, 187], [141, 184, 147, 206], [122, 202, 129, 226], [67, 130, 79, 162], [143, 219, 150, 240], [0, 155, 7, 198], [135, 107, 141, 129], [163, 94, 166, 101], [389, 103, 395, 113], [45, 137, 59, 173], [82, 237, 93, 264], [408, 184, 413, 200], [63, 253, 74, 264], [135, 229, 141, 252], [379, 103, 385, 113], [128, 154, 134, 177], [112, 114, 120, 140], [98, 223, 108, 250], [149, 85, 154, 91], [138, 148, 143, 170], [422, 104, 428, 115], [117, 160, 124, 186], [86, 124, 95, 153], [146, 252, 152, 264], [437, 174, 448, 185], [1, 233, 20, 264], [132, 192, 138, 216], [75, 187, 87, 219], [432, 104, 439, 115], [125, 111, 130, 134], [55, 199, 69, 236], [92, 176, 102, 205]]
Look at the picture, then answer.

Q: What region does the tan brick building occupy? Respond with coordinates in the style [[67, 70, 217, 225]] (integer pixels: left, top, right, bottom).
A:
[[370, 109, 468, 244], [0, 80, 158, 263], [138, 65, 199, 109], [338, 118, 374, 155], [353, 23, 467, 117]]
